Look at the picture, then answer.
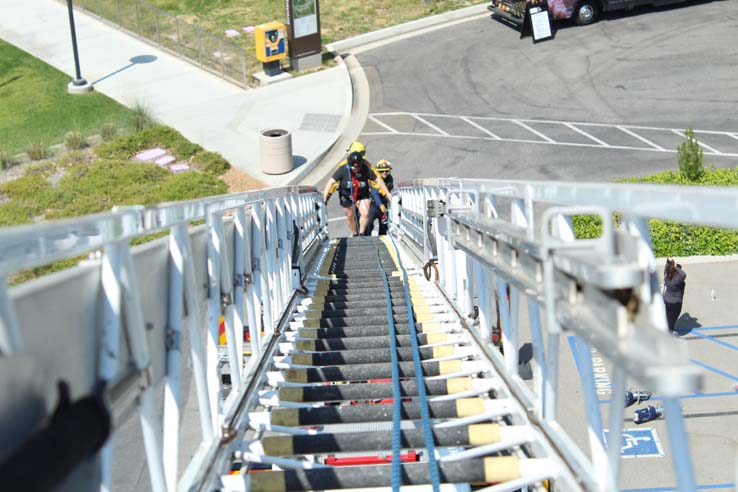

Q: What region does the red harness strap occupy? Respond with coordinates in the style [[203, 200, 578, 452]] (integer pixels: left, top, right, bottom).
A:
[[351, 173, 359, 202]]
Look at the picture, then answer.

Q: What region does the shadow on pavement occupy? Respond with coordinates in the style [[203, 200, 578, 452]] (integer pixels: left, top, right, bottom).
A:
[[92, 55, 158, 86], [674, 312, 702, 336], [293, 155, 307, 168]]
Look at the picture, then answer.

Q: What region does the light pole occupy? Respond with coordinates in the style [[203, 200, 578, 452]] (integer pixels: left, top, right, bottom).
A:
[[66, 0, 93, 93]]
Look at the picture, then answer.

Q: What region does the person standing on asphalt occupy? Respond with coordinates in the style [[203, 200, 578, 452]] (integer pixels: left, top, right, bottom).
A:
[[663, 257, 686, 333]]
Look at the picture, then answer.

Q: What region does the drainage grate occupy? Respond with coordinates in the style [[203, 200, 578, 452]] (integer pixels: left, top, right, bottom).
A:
[[299, 113, 342, 132]]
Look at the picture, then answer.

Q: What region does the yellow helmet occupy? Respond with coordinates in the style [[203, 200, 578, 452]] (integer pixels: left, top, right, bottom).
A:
[[375, 159, 392, 172], [348, 141, 366, 156]]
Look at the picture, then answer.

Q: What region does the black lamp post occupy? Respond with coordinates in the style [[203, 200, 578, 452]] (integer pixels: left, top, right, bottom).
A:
[[66, 0, 92, 93]]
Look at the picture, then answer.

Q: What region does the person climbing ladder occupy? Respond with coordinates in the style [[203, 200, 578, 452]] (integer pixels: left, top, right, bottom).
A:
[[322, 142, 392, 236]]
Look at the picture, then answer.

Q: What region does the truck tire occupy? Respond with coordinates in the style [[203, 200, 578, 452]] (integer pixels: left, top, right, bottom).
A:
[[574, 1, 599, 25]]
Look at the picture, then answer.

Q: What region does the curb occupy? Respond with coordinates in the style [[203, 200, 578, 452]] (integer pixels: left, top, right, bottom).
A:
[[289, 54, 370, 187], [288, 3, 489, 186], [286, 57, 354, 186], [656, 254, 738, 265], [326, 3, 489, 53]]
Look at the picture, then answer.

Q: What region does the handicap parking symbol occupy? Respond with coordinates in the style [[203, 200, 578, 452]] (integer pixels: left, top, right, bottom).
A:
[[603, 428, 664, 458]]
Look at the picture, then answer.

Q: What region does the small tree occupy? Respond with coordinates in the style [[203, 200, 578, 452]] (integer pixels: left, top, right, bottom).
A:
[[677, 128, 704, 181]]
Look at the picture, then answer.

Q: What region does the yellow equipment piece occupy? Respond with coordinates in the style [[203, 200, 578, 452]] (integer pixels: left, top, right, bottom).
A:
[[255, 22, 287, 62]]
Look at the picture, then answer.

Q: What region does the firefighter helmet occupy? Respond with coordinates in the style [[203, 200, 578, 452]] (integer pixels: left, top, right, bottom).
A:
[[375, 160, 392, 172], [348, 141, 366, 156]]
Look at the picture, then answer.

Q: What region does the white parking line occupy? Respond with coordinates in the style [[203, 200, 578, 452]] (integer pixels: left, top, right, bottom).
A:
[[462, 117, 501, 139], [363, 112, 738, 157], [368, 115, 399, 133], [513, 120, 555, 143], [360, 130, 682, 154], [412, 114, 450, 136], [565, 123, 610, 147], [616, 126, 664, 150]]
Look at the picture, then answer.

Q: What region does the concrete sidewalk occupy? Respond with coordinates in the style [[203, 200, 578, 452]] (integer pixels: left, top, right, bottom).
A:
[[0, 0, 351, 188]]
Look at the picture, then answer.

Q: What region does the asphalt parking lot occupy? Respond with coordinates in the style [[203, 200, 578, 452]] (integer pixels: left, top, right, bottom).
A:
[[355, 0, 738, 184]]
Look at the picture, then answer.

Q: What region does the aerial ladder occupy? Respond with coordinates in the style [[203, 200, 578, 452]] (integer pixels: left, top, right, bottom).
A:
[[0, 178, 732, 492]]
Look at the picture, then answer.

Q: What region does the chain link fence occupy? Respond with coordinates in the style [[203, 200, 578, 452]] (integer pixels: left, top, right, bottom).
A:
[[65, 0, 248, 88]]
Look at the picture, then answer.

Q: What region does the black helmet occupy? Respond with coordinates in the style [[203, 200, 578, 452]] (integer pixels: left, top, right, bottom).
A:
[[347, 151, 363, 167]]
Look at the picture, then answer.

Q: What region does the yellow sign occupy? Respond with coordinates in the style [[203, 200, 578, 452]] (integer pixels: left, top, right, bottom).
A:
[[255, 21, 287, 62]]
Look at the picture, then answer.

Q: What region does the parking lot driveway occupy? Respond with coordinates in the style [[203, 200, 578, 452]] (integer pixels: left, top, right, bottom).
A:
[[357, 0, 738, 183]]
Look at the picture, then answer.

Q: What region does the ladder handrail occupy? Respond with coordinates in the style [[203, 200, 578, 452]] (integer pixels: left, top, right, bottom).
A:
[[0, 186, 326, 492], [391, 178, 738, 492]]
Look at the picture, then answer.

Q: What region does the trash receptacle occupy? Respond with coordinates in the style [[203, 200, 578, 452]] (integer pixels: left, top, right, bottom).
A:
[[259, 128, 293, 174]]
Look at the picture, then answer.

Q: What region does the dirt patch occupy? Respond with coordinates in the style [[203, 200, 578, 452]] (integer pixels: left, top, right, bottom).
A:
[[221, 167, 266, 192]]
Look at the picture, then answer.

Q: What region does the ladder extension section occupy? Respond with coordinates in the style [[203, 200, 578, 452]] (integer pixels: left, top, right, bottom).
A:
[[221, 236, 583, 492], [2, 179, 738, 491]]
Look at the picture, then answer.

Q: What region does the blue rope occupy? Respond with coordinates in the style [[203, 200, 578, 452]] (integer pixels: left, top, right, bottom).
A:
[[374, 244, 402, 492], [387, 235, 441, 492]]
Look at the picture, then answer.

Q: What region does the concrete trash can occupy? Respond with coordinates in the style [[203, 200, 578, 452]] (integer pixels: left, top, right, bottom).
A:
[[259, 128, 293, 174]]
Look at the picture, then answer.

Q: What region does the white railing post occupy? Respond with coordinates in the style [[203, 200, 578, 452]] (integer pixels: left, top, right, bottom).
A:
[[233, 208, 246, 370], [214, 216, 241, 392], [205, 209, 224, 431], [265, 199, 281, 322], [240, 210, 261, 356], [98, 241, 124, 492], [252, 202, 273, 338], [120, 245, 167, 492], [526, 299, 547, 419], [0, 282, 22, 355], [175, 224, 215, 442], [164, 230, 184, 492]]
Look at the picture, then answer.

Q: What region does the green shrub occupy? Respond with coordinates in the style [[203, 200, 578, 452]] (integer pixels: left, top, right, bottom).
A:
[[572, 215, 603, 239], [58, 150, 89, 168], [64, 130, 86, 151], [649, 220, 738, 257], [0, 150, 17, 170], [100, 123, 118, 141], [49, 160, 169, 218], [23, 161, 57, 178], [10, 257, 84, 286], [677, 128, 704, 181], [621, 166, 738, 186], [2, 174, 52, 200], [573, 168, 738, 257], [192, 150, 231, 175], [160, 172, 227, 201], [0, 201, 35, 226], [1, 174, 61, 218], [96, 125, 203, 161], [171, 139, 203, 158], [129, 102, 156, 131], [27, 141, 49, 161]]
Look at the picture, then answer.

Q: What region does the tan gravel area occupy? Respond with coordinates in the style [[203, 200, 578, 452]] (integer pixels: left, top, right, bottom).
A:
[[221, 167, 266, 192]]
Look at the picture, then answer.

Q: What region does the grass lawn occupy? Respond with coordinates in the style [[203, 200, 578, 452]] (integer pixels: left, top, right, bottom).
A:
[[0, 39, 133, 155], [144, 0, 482, 75]]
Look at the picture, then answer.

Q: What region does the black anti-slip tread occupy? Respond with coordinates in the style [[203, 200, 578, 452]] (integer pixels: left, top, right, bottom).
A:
[[282, 379, 466, 402], [304, 334, 439, 351]]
